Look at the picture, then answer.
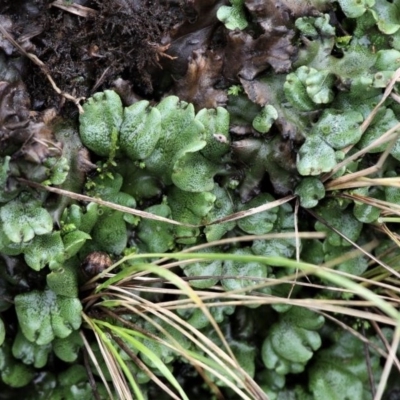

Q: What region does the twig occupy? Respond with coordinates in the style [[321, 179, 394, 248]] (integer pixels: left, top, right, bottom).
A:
[[50, 0, 98, 18], [17, 178, 298, 229], [0, 24, 85, 113], [91, 66, 112, 93], [17, 178, 194, 226]]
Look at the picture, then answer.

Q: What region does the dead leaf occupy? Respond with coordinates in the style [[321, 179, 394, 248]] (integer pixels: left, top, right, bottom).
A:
[[16, 122, 61, 163], [162, 0, 225, 77], [223, 30, 295, 81], [170, 0, 226, 38], [162, 26, 215, 77], [0, 81, 31, 154], [245, 0, 325, 33], [222, 0, 329, 81], [174, 48, 227, 109], [0, 80, 61, 162], [111, 78, 143, 106]]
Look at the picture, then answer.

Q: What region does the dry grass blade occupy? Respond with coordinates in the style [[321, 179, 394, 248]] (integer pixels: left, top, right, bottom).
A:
[[360, 68, 400, 134], [50, 0, 98, 18], [379, 224, 400, 249], [110, 334, 183, 400], [323, 67, 400, 181], [325, 134, 399, 190], [371, 320, 400, 373], [328, 174, 400, 191], [206, 195, 295, 225], [18, 180, 298, 231], [321, 239, 378, 269], [82, 314, 132, 399], [18, 178, 193, 226], [320, 264, 400, 296], [339, 193, 400, 220], [175, 232, 325, 253], [374, 324, 400, 400], [80, 330, 115, 400], [175, 298, 397, 325], [319, 312, 389, 359], [101, 288, 266, 399], [291, 200, 301, 298], [308, 209, 400, 279], [83, 347, 102, 400], [322, 127, 399, 184], [362, 323, 376, 397], [349, 272, 400, 296]]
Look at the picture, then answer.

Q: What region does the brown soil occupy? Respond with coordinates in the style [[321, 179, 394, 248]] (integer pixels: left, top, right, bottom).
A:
[[1, 0, 186, 115]]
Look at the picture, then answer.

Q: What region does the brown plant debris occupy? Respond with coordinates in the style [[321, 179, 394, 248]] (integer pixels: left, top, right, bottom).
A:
[[173, 48, 227, 109]]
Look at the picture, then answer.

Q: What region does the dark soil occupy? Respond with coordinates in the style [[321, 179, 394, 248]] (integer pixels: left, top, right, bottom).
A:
[[1, 0, 309, 117], [1, 0, 192, 115]]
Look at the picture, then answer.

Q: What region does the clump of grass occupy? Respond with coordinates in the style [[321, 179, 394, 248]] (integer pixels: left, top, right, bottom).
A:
[[76, 70, 400, 400], [79, 236, 400, 399]]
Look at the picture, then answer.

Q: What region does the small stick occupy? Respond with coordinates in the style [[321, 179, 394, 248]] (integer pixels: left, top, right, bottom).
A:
[[50, 0, 98, 18], [17, 177, 194, 226], [0, 24, 85, 113]]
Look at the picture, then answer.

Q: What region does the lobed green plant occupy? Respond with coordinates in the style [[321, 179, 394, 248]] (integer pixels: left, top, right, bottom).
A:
[[217, 0, 248, 31], [2, 0, 400, 399]]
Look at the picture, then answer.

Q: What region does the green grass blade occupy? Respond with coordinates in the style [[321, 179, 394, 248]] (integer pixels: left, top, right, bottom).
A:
[[96, 263, 151, 292], [114, 252, 400, 321], [97, 320, 190, 400], [97, 262, 241, 368], [91, 320, 145, 400]]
